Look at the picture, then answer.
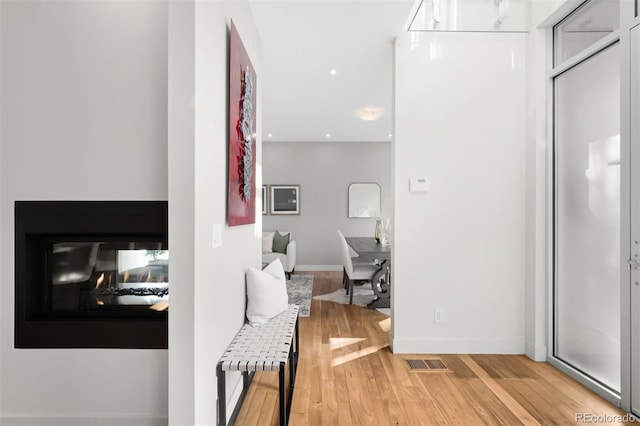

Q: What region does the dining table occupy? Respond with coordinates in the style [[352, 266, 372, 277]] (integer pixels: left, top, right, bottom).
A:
[[344, 237, 391, 309]]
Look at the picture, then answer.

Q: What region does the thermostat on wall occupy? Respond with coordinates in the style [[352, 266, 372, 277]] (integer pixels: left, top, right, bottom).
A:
[[410, 177, 430, 193]]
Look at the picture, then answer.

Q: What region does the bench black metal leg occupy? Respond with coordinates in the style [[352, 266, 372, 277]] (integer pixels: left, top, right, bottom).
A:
[[287, 343, 295, 416], [216, 364, 226, 426], [287, 317, 300, 423], [293, 318, 300, 378], [279, 362, 287, 426], [289, 347, 295, 391], [295, 318, 300, 357], [243, 371, 250, 390]]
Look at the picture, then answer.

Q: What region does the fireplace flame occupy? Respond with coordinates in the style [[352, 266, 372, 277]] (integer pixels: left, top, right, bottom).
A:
[[95, 273, 105, 288], [146, 271, 152, 283], [123, 271, 129, 283], [150, 302, 169, 311]]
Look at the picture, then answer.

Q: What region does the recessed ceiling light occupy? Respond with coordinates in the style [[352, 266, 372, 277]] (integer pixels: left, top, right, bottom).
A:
[[357, 107, 384, 121], [267, 133, 273, 138], [325, 133, 331, 138], [329, 69, 337, 76], [388, 134, 393, 138]]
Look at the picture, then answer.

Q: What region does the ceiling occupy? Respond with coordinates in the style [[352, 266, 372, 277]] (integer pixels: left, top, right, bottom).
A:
[[249, 0, 416, 143]]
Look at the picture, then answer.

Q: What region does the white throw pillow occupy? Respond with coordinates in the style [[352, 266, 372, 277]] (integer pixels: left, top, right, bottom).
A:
[[262, 257, 286, 283], [246, 258, 288, 326], [262, 232, 275, 253]]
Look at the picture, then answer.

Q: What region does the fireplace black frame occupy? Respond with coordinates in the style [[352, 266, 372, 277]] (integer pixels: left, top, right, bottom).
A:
[[15, 201, 168, 349]]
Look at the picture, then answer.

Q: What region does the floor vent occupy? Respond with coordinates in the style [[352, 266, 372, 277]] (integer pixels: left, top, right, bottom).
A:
[[406, 358, 450, 372]]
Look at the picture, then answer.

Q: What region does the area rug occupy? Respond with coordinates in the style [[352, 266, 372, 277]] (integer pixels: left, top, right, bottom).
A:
[[287, 274, 313, 317], [313, 284, 390, 316]]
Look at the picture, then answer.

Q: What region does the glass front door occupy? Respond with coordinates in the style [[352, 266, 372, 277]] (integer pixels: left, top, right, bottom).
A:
[[631, 23, 640, 415], [554, 42, 621, 392]]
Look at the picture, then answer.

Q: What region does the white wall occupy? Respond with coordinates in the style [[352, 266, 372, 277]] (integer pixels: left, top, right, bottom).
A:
[[393, 31, 527, 353], [168, 2, 261, 425], [0, 1, 168, 424], [263, 141, 391, 268]]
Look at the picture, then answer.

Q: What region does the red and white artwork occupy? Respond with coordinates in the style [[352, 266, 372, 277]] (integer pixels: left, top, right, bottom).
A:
[[227, 20, 257, 226]]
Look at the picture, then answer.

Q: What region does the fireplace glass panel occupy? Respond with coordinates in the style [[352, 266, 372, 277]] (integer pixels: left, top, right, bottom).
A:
[[48, 241, 169, 313]]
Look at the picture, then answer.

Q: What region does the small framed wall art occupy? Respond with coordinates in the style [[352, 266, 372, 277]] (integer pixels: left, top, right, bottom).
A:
[[262, 185, 268, 215], [270, 185, 300, 215]]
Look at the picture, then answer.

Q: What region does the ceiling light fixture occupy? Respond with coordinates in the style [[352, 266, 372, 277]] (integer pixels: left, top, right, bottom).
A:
[[357, 107, 384, 121], [325, 133, 331, 138], [329, 69, 338, 76], [267, 133, 273, 138]]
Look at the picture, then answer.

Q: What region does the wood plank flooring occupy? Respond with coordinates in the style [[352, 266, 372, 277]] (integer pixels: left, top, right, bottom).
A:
[[235, 271, 632, 425]]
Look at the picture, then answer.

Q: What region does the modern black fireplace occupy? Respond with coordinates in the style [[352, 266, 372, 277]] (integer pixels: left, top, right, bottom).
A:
[[15, 201, 168, 349]]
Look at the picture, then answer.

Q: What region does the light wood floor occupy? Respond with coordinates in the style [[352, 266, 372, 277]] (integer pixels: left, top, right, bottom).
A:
[[236, 271, 632, 425]]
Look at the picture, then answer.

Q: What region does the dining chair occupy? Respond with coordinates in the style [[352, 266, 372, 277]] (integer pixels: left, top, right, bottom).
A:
[[338, 230, 356, 289], [337, 231, 379, 304], [338, 230, 363, 290]]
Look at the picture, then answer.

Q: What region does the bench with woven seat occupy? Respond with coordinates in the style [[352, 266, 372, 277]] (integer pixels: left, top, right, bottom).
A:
[[216, 304, 300, 426]]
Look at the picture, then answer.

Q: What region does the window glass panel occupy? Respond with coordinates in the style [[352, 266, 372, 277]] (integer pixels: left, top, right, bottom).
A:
[[554, 43, 621, 391], [49, 242, 169, 312], [408, 0, 528, 32], [554, 0, 620, 66]]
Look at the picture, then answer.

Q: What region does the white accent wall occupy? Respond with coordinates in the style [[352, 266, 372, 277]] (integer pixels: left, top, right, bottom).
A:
[[1, 1, 168, 424], [168, 2, 261, 425], [393, 31, 527, 353]]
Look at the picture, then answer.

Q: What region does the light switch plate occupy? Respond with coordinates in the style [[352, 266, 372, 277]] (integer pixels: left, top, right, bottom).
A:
[[212, 224, 223, 248]]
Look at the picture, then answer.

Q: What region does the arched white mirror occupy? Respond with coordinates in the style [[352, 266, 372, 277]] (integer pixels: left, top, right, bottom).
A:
[[348, 183, 381, 218]]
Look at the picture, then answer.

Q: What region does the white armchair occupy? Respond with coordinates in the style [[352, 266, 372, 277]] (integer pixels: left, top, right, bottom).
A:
[[262, 231, 297, 279]]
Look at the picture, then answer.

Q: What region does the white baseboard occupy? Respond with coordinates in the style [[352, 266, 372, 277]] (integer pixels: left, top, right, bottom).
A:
[[0, 416, 167, 426], [296, 265, 342, 272], [390, 337, 525, 354], [525, 341, 547, 362]]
